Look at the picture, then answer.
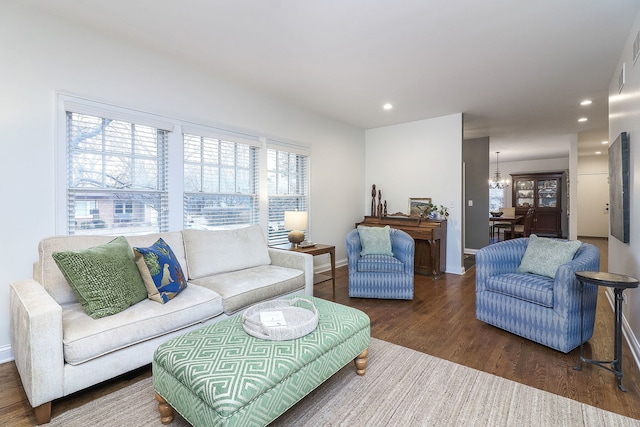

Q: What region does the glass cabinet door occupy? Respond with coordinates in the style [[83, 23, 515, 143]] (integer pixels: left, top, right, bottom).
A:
[[537, 179, 559, 207], [514, 179, 535, 208]]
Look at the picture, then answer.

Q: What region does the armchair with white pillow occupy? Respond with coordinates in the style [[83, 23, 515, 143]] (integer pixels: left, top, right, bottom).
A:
[[476, 235, 600, 353]]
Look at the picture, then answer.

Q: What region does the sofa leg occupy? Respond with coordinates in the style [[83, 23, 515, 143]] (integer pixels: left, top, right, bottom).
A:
[[354, 348, 368, 376], [34, 401, 52, 424], [155, 392, 175, 424]]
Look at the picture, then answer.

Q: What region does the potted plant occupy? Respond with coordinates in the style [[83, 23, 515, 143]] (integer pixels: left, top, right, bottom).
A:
[[416, 203, 449, 220]]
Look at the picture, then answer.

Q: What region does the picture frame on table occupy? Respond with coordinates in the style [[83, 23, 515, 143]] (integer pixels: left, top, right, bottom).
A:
[[408, 198, 432, 217]]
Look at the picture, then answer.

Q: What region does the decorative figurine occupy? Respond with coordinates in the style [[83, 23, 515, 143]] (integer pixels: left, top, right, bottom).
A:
[[371, 184, 377, 216]]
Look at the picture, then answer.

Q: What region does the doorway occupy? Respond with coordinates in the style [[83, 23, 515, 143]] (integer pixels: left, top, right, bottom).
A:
[[577, 172, 609, 237]]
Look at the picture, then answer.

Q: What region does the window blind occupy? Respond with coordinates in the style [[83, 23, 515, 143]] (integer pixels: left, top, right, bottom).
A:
[[183, 133, 259, 230], [66, 112, 169, 235], [267, 148, 309, 245]]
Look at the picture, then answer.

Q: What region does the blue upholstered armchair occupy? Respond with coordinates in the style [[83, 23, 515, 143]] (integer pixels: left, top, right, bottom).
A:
[[346, 228, 415, 299], [476, 237, 600, 353]]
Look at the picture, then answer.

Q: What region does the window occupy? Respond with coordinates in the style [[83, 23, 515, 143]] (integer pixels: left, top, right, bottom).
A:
[[489, 188, 505, 212], [267, 147, 309, 245], [183, 133, 259, 229], [58, 95, 311, 238], [65, 111, 169, 235]]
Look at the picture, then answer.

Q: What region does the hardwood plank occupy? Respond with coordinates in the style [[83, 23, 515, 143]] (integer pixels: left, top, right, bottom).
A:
[[1, 236, 637, 424]]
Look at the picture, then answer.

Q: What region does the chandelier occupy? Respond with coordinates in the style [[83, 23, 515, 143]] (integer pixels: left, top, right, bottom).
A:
[[489, 151, 509, 189]]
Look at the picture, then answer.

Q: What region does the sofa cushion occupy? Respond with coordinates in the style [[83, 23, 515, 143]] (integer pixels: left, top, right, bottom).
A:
[[517, 234, 582, 279], [357, 254, 404, 273], [485, 273, 554, 307], [133, 238, 188, 303], [190, 265, 304, 314], [52, 237, 148, 319], [183, 225, 272, 279], [357, 225, 393, 256], [62, 284, 223, 365], [35, 232, 187, 306]]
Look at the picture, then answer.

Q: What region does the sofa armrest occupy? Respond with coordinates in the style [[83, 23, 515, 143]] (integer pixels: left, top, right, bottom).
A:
[[9, 279, 64, 408], [346, 229, 362, 271], [476, 238, 528, 291], [268, 249, 314, 295], [553, 243, 600, 314], [390, 229, 415, 274]]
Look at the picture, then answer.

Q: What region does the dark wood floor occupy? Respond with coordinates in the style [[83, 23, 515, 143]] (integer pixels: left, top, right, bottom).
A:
[[2, 237, 639, 425]]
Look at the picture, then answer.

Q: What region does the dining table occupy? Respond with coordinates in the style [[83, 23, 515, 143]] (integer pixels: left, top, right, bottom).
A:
[[489, 215, 524, 240]]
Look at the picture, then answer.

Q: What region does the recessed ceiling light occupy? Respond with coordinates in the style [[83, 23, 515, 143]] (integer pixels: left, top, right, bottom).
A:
[[602, 141, 608, 144], [578, 117, 588, 122], [580, 100, 592, 106], [595, 151, 602, 155], [383, 103, 393, 110]]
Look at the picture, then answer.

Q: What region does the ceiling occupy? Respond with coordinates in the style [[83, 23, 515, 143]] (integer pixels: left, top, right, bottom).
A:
[[21, 0, 640, 162]]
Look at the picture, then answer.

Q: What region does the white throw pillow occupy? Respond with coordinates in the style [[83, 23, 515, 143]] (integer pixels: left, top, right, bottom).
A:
[[183, 225, 271, 279]]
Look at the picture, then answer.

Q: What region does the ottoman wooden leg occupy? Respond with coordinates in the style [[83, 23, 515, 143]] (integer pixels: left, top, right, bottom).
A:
[[354, 348, 368, 376], [155, 392, 175, 425]]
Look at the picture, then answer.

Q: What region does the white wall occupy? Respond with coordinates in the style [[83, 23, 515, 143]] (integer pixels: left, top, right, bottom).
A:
[[0, 4, 365, 362], [364, 114, 464, 274], [608, 7, 640, 368]]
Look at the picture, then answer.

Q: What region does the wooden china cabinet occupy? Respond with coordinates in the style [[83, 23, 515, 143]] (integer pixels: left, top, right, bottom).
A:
[[511, 172, 564, 237]]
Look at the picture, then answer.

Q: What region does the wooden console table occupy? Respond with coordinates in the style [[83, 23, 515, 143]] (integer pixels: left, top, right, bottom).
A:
[[356, 216, 446, 277]]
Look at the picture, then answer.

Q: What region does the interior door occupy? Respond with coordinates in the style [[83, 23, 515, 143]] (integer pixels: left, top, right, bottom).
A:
[[577, 172, 609, 237]]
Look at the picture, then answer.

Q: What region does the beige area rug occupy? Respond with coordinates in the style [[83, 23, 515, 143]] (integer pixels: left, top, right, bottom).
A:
[[46, 338, 640, 427]]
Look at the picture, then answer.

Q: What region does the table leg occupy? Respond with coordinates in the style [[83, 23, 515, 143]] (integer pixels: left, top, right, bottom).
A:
[[573, 280, 585, 371], [329, 248, 336, 297], [614, 289, 626, 391], [428, 240, 439, 280]]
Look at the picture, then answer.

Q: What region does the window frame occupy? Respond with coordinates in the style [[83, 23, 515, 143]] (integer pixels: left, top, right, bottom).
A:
[[266, 140, 310, 245], [58, 95, 173, 235], [182, 128, 261, 230]]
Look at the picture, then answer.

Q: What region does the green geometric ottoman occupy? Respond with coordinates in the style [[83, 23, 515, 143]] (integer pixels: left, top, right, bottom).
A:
[[152, 296, 370, 426]]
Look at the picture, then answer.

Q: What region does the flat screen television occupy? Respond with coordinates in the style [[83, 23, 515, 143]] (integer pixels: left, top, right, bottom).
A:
[[608, 132, 630, 243]]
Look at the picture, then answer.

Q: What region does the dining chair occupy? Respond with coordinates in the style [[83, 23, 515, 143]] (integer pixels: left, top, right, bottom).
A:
[[514, 207, 535, 237], [492, 207, 516, 240]]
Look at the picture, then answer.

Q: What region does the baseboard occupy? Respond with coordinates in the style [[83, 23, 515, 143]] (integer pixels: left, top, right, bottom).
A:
[[314, 258, 347, 275], [0, 344, 14, 364], [604, 289, 640, 373]]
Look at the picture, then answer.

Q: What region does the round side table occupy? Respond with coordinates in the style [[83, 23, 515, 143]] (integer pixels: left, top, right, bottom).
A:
[[573, 271, 639, 391]]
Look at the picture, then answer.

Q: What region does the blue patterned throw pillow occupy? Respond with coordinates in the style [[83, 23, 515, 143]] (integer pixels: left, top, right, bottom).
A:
[[134, 238, 187, 303], [357, 225, 394, 256]]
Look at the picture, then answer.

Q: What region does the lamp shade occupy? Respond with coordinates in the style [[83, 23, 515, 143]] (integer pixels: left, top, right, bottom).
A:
[[284, 211, 308, 231]]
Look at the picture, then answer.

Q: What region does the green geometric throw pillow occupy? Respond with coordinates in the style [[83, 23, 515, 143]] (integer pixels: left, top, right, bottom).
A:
[[517, 234, 583, 279], [133, 238, 188, 303], [52, 236, 148, 319]]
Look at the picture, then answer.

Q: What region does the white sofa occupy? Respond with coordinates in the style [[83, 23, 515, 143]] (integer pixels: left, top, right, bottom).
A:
[[9, 225, 313, 424]]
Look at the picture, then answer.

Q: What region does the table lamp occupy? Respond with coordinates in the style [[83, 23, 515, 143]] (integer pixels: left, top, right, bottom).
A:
[[284, 210, 308, 247]]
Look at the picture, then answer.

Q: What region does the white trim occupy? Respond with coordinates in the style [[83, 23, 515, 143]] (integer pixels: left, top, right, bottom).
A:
[[60, 94, 175, 131], [267, 138, 311, 156], [167, 125, 184, 231], [605, 289, 640, 374], [0, 344, 13, 364], [182, 124, 260, 147], [55, 94, 68, 235]]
